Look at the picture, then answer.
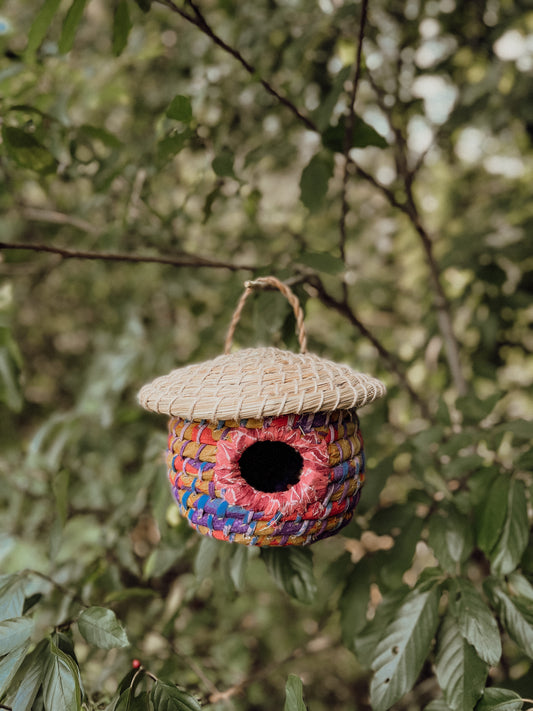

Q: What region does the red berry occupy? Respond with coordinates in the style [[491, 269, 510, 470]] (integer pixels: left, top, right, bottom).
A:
[[132, 659, 141, 669]]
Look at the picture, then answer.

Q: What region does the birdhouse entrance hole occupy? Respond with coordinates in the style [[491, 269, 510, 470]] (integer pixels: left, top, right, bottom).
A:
[[238, 441, 304, 493]]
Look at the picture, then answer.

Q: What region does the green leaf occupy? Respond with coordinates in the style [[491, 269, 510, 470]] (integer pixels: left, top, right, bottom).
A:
[[26, 0, 62, 54], [436, 398, 452, 427], [476, 473, 509, 556], [322, 116, 387, 153], [42, 642, 81, 711], [370, 587, 440, 711], [438, 431, 471, 458], [79, 124, 123, 148], [513, 596, 533, 626], [2, 126, 57, 174], [508, 572, 533, 601], [339, 559, 372, 649], [312, 66, 351, 132], [299, 153, 333, 213], [194, 536, 220, 581], [448, 578, 501, 666], [116, 688, 147, 711], [157, 129, 192, 161], [284, 674, 308, 711], [298, 250, 344, 275], [202, 183, 222, 223], [150, 680, 202, 711], [261, 548, 317, 604], [0, 642, 30, 696], [117, 667, 142, 695], [490, 478, 528, 576], [494, 419, 532, 441], [58, 0, 88, 53], [52, 469, 70, 527], [77, 607, 129, 649], [435, 614, 488, 711], [353, 587, 409, 664], [112, 1, 132, 56], [356, 455, 393, 515], [416, 567, 447, 593], [166, 95, 193, 123], [428, 507, 473, 573], [0, 617, 34, 656], [53, 631, 78, 664], [4, 639, 47, 711], [23, 593, 42, 616], [425, 702, 454, 711], [485, 581, 533, 659], [0, 325, 23, 412], [114, 688, 132, 710], [130, 691, 151, 710], [456, 393, 501, 424], [227, 545, 249, 591], [134, 0, 152, 11], [517, 447, 533, 470], [0, 575, 26, 622], [475, 688, 524, 711], [212, 149, 236, 178], [377, 516, 424, 590]]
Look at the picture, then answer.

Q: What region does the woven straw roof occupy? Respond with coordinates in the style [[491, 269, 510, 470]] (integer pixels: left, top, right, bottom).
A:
[[138, 347, 386, 421]]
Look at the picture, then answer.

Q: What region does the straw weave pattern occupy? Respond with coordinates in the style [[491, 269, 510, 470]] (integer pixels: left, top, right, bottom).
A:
[[140, 347, 386, 421], [167, 409, 365, 546]]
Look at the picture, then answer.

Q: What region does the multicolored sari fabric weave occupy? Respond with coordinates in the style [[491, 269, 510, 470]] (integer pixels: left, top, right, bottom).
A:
[[166, 409, 365, 546]]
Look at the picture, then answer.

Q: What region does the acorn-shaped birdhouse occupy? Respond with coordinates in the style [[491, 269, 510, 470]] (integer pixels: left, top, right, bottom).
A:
[[138, 277, 385, 546]]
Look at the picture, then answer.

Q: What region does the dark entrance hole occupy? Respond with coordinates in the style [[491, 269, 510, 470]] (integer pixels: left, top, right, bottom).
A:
[[238, 441, 304, 493]]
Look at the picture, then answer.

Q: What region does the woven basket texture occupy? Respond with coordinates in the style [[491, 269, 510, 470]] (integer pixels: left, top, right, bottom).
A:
[[167, 409, 364, 546], [139, 346, 386, 421]]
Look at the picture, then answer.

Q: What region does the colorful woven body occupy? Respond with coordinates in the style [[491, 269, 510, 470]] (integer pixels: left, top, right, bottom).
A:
[[166, 409, 365, 546]]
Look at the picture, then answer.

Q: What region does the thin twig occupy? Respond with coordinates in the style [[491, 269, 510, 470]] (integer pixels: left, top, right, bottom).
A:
[[402, 188, 467, 396], [27, 569, 89, 609], [155, 0, 317, 132], [350, 152, 467, 394], [307, 275, 433, 420], [209, 637, 335, 704], [156, 0, 466, 395], [19, 206, 100, 234], [340, 0, 369, 264], [350, 159, 408, 214], [161, 636, 223, 700], [365, 69, 467, 394], [0, 241, 255, 272]]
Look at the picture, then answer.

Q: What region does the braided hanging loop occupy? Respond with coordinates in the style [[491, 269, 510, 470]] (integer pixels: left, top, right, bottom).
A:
[[224, 277, 307, 354]]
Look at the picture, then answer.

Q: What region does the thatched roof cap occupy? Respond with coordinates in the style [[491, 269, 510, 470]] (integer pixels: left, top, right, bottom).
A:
[[138, 347, 386, 421]]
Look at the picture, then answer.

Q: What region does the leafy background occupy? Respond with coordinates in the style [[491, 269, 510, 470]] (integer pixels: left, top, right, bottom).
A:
[[0, 0, 532, 709]]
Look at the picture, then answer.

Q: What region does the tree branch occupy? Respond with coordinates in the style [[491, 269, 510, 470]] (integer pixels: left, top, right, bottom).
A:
[[155, 0, 318, 132], [157, 635, 223, 701], [402, 203, 467, 395], [156, 0, 466, 396], [27, 569, 89, 609], [19, 205, 100, 235], [340, 0, 369, 264], [363, 69, 467, 395], [307, 275, 433, 420], [0, 241, 255, 272], [209, 636, 335, 704]]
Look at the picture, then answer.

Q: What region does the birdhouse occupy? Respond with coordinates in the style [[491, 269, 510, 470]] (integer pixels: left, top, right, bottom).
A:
[[138, 277, 386, 546]]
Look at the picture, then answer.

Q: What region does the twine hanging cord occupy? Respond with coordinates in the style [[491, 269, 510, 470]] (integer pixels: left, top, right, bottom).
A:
[[224, 276, 308, 354]]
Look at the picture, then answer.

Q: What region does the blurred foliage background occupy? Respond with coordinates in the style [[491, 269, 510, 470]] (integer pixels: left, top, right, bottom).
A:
[[0, 0, 532, 709]]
